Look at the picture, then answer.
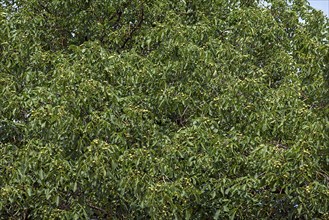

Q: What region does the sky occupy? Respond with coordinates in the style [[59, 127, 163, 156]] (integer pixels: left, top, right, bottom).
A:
[[309, 0, 329, 16]]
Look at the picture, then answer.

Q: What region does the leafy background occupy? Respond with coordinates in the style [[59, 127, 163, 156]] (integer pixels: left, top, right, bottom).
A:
[[0, 0, 328, 219]]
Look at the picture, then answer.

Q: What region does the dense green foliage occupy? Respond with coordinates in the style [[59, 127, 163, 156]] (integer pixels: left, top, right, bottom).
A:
[[1, 0, 328, 219]]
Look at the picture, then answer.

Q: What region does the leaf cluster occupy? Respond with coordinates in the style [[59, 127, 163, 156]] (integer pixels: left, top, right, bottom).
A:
[[1, 0, 328, 219]]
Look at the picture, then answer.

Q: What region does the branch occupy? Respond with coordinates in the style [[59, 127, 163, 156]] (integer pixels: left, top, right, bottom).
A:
[[120, 1, 144, 50], [87, 202, 109, 215]]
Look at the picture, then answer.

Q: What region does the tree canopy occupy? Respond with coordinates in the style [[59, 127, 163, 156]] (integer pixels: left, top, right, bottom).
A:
[[1, 0, 328, 219]]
